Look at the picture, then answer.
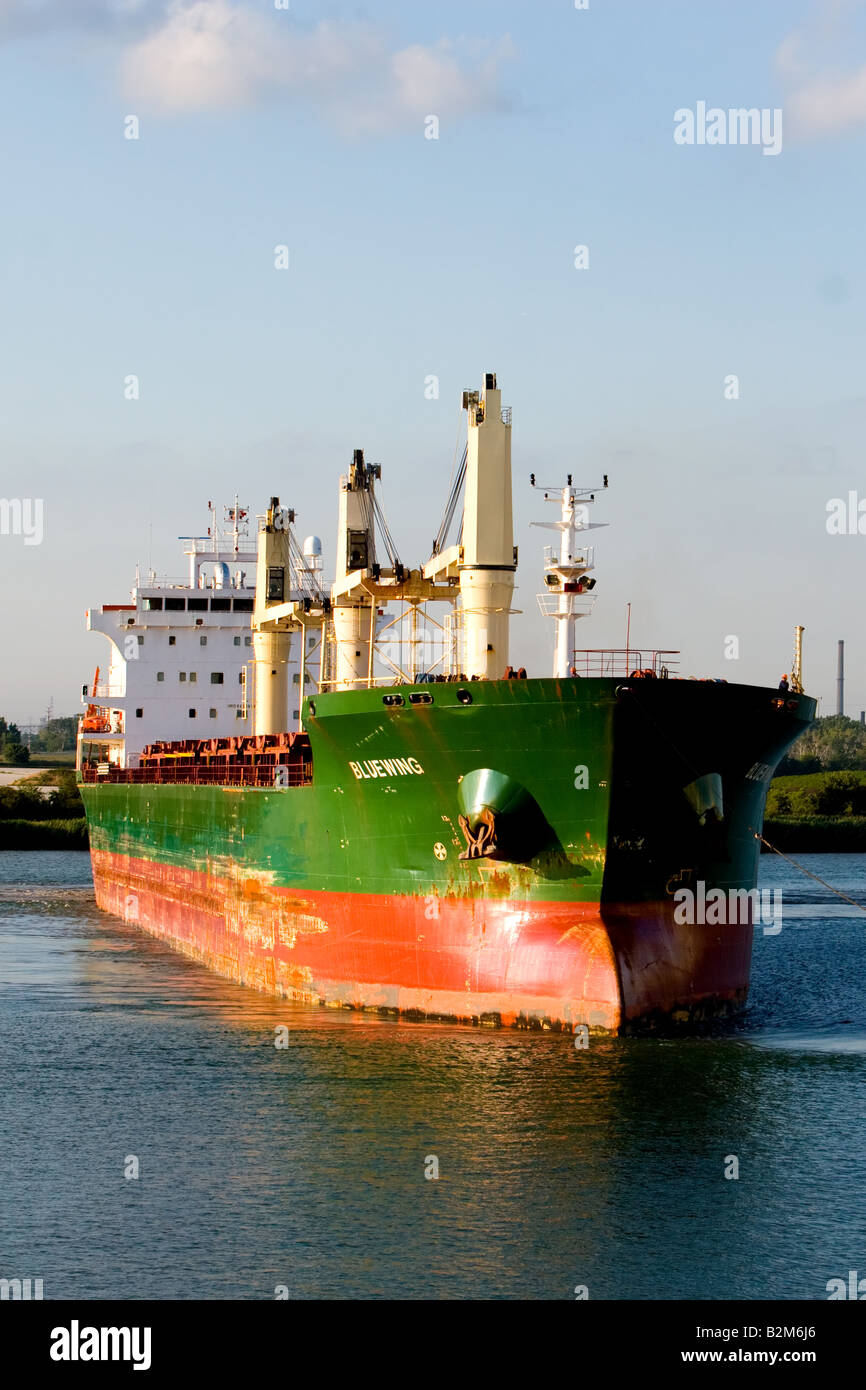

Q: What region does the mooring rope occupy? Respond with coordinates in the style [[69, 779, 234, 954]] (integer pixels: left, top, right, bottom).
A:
[[751, 829, 866, 914]]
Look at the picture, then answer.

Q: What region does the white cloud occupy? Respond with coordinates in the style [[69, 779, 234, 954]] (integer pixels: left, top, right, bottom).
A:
[[775, 0, 866, 138], [786, 64, 866, 136], [120, 0, 515, 135]]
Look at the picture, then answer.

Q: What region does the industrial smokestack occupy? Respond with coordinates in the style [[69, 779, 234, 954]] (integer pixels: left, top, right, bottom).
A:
[[837, 639, 844, 717]]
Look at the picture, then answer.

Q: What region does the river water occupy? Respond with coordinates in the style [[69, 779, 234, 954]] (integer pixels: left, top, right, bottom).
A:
[[1, 850, 864, 1300]]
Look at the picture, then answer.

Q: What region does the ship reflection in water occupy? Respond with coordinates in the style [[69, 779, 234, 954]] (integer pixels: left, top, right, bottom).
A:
[[0, 850, 864, 1300]]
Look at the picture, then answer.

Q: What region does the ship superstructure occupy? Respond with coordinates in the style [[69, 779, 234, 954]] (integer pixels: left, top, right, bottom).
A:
[[78, 501, 320, 770]]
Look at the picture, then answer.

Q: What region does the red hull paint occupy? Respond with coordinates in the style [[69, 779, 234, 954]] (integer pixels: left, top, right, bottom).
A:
[[90, 850, 753, 1031]]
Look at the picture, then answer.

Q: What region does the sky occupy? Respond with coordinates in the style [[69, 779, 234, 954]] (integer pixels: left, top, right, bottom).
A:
[[1, 0, 866, 724]]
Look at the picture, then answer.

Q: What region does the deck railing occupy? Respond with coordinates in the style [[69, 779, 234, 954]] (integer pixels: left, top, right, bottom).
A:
[[569, 648, 680, 678], [80, 761, 313, 787]]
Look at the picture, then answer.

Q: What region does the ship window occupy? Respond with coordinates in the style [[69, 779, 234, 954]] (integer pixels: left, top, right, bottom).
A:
[[233, 598, 254, 613], [209, 708, 217, 718], [143, 597, 163, 611], [157, 672, 165, 682], [211, 672, 224, 684], [189, 672, 197, 683], [233, 636, 241, 646], [409, 692, 433, 705], [200, 635, 207, 646], [236, 709, 245, 718], [179, 672, 187, 682], [188, 709, 196, 718], [292, 709, 299, 720], [165, 597, 185, 611], [382, 694, 405, 707], [238, 673, 244, 684], [137, 634, 144, 645], [188, 598, 208, 611], [244, 636, 252, 646], [168, 635, 176, 646], [456, 688, 472, 705], [135, 708, 143, 718], [210, 598, 231, 612]]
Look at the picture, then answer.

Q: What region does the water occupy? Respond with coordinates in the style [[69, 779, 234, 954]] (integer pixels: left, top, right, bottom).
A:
[[1, 850, 864, 1300]]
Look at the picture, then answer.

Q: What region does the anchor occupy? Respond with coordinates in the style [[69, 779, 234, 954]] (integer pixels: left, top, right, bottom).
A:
[[458, 808, 497, 860]]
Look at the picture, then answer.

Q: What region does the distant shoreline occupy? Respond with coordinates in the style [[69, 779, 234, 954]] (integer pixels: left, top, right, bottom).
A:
[[761, 818, 866, 854], [0, 819, 88, 850], [1, 815, 864, 855]]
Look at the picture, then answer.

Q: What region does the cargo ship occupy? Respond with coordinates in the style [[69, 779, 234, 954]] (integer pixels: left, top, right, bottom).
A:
[[77, 374, 815, 1032]]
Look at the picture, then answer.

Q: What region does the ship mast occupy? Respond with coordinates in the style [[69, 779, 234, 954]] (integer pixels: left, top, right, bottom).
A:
[[531, 474, 607, 678], [458, 373, 515, 678], [332, 450, 380, 690], [424, 372, 516, 679], [790, 625, 805, 695], [251, 372, 515, 705], [252, 499, 295, 734]]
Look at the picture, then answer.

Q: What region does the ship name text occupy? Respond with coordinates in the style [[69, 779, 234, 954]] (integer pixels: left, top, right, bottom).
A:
[[350, 757, 425, 780]]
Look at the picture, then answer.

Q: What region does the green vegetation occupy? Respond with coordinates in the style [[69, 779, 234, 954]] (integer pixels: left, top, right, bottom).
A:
[[27, 749, 77, 768], [0, 715, 29, 766], [778, 714, 866, 774], [0, 818, 88, 850], [766, 717, 866, 850], [1, 711, 79, 768], [764, 768, 866, 852], [0, 769, 87, 850], [766, 769, 866, 818], [762, 817, 866, 853], [29, 715, 78, 753], [0, 768, 83, 819]]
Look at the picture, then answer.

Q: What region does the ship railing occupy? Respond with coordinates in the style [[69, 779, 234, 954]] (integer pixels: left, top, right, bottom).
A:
[[139, 574, 194, 590], [537, 592, 597, 619], [317, 674, 402, 691], [542, 545, 594, 569], [569, 648, 681, 677], [317, 673, 468, 690], [80, 762, 313, 787], [141, 571, 256, 591]]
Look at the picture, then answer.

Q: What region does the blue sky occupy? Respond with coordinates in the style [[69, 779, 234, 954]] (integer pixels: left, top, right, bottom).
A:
[[1, 0, 866, 722]]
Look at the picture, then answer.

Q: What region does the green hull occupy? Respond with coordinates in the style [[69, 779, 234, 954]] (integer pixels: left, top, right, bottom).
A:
[[81, 677, 815, 1030]]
